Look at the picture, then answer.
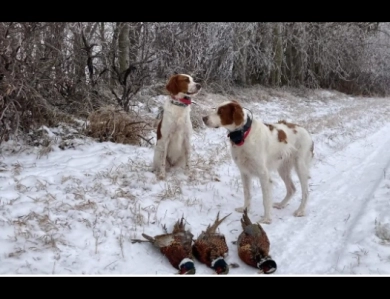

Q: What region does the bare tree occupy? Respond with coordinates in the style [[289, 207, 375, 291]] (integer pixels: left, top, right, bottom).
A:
[[109, 22, 155, 112]]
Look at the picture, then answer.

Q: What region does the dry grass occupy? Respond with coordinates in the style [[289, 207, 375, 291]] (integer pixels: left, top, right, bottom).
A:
[[85, 106, 154, 146], [347, 246, 369, 274], [158, 179, 183, 200], [190, 103, 209, 131], [0, 81, 79, 146], [188, 143, 231, 184]]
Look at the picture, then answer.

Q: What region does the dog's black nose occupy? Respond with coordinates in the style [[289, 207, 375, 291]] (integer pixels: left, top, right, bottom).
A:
[[202, 116, 208, 123], [196, 83, 201, 90]]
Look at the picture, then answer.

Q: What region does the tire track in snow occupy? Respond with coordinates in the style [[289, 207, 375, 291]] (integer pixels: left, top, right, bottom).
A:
[[332, 140, 390, 274], [264, 123, 390, 274]]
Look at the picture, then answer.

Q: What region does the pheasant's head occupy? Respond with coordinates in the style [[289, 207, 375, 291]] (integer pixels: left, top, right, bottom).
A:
[[178, 258, 196, 275], [257, 256, 277, 274], [212, 256, 229, 275]]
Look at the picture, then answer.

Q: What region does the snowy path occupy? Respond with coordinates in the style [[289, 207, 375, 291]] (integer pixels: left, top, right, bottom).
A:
[[256, 124, 390, 274]]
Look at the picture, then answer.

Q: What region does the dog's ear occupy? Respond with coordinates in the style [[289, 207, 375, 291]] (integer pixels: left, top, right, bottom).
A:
[[173, 71, 178, 75], [232, 103, 244, 126], [166, 75, 178, 95]]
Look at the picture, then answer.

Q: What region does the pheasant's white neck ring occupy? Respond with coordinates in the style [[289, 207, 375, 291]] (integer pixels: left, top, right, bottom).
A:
[[179, 258, 194, 268], [211, 256, 224, 267]]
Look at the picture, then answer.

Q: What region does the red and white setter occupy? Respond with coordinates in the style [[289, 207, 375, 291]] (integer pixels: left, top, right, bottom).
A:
[[203, 100, 314, 224], [152, 74, 201, 180]]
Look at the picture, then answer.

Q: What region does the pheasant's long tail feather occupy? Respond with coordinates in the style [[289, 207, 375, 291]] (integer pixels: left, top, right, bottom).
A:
[[141, 233, 155, 243], [241, 208, 252, 230], [131, 238, 151, 244], [207, 212, 232, 233], [173, 216, 186, 233]]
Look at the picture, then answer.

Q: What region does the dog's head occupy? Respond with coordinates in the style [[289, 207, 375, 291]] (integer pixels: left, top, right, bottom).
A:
[[166, 74, 201, 98], [202, 100, 246, 131]]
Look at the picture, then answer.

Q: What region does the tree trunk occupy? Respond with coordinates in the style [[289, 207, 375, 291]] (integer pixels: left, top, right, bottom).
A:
[[271, 23, 283, 87], [73, 29, 85, 84], [232, 24, 249, 85], [118, 22, 130, 79]]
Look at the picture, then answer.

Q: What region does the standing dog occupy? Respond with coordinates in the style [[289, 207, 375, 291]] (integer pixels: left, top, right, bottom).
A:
[[152, 74, 201, 180], [202, 100, 314, 224]]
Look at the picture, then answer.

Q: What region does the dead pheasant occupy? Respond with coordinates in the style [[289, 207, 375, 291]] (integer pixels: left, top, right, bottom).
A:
[[131, 217, 195, 274], [192, 212, 231, 274], [236, 208, 277, 274]]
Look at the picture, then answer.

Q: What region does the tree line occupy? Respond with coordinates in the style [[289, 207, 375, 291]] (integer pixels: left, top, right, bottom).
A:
[[1, 22, 390, 143]]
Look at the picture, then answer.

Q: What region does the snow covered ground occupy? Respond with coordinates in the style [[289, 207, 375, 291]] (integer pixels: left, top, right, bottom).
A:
[[1, 87, 390, 276]]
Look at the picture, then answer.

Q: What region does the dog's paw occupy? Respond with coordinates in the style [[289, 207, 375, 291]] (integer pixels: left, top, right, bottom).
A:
[[235, 207, 246, 213], [157, 172, 166, 180], [273, 202, 286, 209], [184, 167, 191, 177], [257, 217, 272, 224], [293, 209, 305, 217]]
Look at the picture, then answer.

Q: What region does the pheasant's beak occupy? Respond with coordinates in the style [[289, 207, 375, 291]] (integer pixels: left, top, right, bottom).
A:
[[185, 268, 196, 275], [215, 266, 229, 275], [179, 268, 196, 275]]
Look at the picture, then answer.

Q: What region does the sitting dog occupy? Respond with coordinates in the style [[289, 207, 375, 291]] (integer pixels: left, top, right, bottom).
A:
[[152, 74, 201, 179], [202, 100, 314, 224]]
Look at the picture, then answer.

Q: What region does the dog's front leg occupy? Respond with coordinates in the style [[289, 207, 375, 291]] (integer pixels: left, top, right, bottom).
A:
[[156, 139, 169, 180], [235, 171, 252, 213], [258, 169, 272, 224], [183, 134, 191, 174]]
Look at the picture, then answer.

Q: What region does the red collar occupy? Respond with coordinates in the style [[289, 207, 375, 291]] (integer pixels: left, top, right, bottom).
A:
[[171, 96, 191, 106]]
